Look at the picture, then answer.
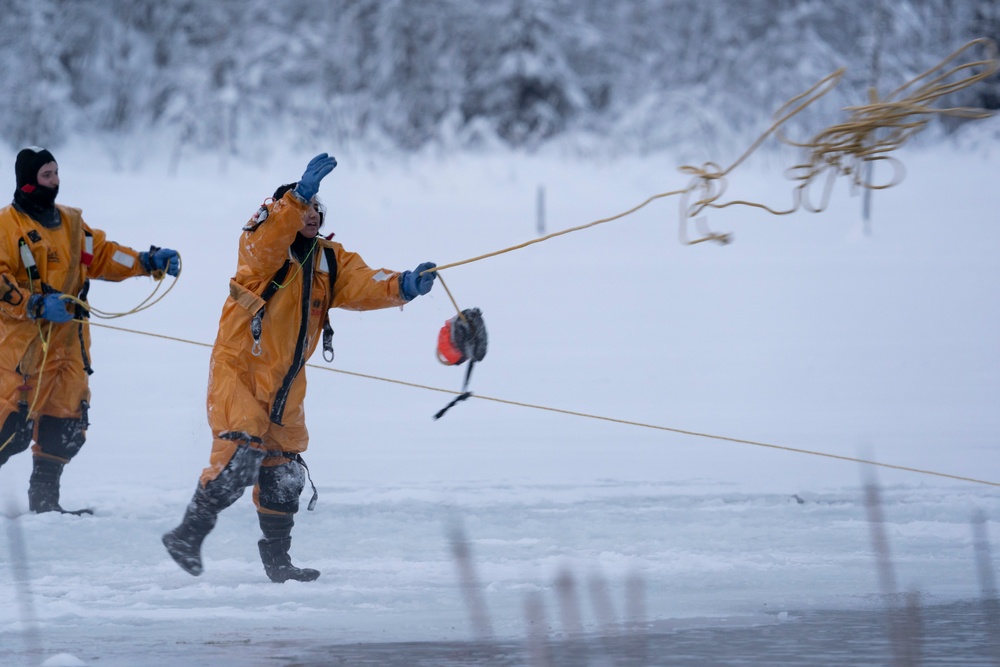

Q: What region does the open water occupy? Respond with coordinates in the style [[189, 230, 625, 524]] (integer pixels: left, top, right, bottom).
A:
[[246, 599, 999, 666]]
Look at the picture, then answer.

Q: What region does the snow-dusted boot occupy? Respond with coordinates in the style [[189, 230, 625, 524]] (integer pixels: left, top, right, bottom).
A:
[[0, 408, 32, 468], [28, 457, 93, 516], [162, 490, 218, 576], [257, 513, 319, 583]]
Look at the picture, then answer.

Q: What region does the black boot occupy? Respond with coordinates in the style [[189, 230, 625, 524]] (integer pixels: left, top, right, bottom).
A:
[[257, 513, 319, 583], [28, 457, 93, 515], [0, 407, 32, 468], [163, 489, 218, 576]]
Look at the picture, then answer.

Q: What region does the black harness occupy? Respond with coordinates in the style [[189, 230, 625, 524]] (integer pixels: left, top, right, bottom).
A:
[[18, 230, 93, 376], [250, 244, 338, 426]]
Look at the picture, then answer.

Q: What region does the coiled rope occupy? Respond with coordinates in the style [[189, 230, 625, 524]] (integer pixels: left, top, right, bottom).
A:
[[88, 321, 1000, 490], [427, 38, 999, 276], [0, 321, 55, 456], [59, 258, 181, 320], [0, 267, 180, 455]]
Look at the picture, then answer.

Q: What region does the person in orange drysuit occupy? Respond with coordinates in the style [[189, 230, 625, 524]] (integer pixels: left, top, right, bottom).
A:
[[163, 153, 437, 582], [0, 147, 181, 514]]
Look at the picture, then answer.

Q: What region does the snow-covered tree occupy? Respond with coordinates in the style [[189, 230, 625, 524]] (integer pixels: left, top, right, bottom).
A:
[[460, 0, 586, 149], [0, 0, 994, 156], [963, 0, 1000, 110], [0, 0, 72, 147], [367, 0, 463, 150]]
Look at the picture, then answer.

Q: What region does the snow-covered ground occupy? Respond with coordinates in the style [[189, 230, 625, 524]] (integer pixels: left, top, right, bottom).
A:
[[1, 134, 998, 665]]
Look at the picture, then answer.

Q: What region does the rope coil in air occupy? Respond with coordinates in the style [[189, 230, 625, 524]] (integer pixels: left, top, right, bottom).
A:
[[425, 38, 998, 275]]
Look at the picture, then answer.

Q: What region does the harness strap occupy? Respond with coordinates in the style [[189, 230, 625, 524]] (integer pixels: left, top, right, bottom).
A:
[[321, 246, 337, 362], [250, 260, 292, 356], [250, 246, 340, 360], [433, 360, 477, 420], [218, 431, 264, 446], [76, 279, 93, 375], [269, 248, 315, 425]]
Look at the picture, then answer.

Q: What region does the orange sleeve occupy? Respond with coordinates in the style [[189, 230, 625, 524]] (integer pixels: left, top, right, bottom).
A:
[[84, 223, 149, 282], [330, 243, 408, 311], [236, 191, 310, 281]]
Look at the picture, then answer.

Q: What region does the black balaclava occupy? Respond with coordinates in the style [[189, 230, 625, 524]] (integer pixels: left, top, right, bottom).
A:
[[13, 146, 60, 227]]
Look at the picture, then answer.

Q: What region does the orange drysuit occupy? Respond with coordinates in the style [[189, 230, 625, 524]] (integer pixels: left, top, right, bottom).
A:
[[200, 190, 407, 510], [0, 203, 149, 464]]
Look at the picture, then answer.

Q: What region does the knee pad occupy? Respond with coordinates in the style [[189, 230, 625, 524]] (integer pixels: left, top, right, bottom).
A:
[[0, 410, 33, 466], [202, 443, 266, 509], [256, 459, 305, 514], [36, 415, 87, 462]]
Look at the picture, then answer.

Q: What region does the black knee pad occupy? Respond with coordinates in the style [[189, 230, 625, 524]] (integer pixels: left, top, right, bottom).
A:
[[202, 444, 266, 509], [0, 410, 33, 467], [257, 460, 305, 514], [36, 415, 87, 461]]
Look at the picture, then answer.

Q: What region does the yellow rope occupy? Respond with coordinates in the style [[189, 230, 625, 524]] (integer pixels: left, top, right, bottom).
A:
[[87, 321, 1000, 489], [59, 256, 182, 320], [0, 321, 52, 455], [25, 322, 52, 418], [0, 257, 183, 453], [435, 274, 470, 323], [428, 188, 689, 274], [425, 38, 998, 272], [91, 321, 214, 349]]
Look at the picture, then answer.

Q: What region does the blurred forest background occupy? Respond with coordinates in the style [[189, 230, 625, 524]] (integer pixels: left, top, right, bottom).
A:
[[1, 0, 998, 162]]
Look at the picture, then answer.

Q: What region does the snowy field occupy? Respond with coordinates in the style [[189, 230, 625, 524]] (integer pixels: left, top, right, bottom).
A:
[[1, 132, 999, 665]]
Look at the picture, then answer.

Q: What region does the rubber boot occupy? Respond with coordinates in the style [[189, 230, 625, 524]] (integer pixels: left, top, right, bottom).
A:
[[0, 407, 32, 468], [257, 513, 320, 583], [162, 489, 218, 576], [28, 457, 93, 515]]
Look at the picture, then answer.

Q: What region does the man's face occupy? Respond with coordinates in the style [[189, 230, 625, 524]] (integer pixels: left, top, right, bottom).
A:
[[300, 201, 322, 239], [36, 162, 59, 189]]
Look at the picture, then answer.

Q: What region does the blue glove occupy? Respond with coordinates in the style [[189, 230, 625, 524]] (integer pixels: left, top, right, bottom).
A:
[[294, 153, 338, 202], [399, 262, 437, 301], [139, 247, 181, 277], [27, 292, 74, 323]]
